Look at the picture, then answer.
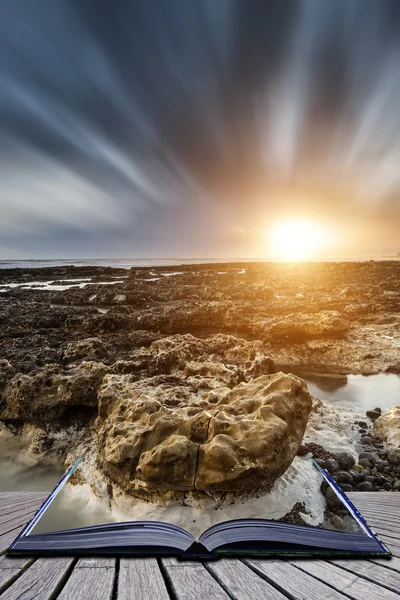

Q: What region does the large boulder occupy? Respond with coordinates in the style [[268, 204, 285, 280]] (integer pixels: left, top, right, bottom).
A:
[[374, 405, 400, 450], [97, 371, 312, 498]]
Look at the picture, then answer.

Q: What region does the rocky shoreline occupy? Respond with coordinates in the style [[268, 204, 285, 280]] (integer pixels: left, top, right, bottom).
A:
[[1, 261, 399, 529]]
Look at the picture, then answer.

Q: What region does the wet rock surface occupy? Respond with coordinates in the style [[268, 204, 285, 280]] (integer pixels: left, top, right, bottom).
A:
[[1, 261, 400, 501]]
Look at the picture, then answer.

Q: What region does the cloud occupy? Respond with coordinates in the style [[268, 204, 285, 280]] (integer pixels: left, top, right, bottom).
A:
[[0, 0, 400, 256]]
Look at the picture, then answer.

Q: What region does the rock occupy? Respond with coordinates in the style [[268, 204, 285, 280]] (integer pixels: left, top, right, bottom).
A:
[[28, 431, 53, 454], [330, 515, 346, 530], [366, 410, 381, 422], [364, 476, 376, 485], [97, 371, 313, 497], [348, 470, 363, 484], [358, 421, 368, 429], [382, 482, 392, 491], [358, 451, 379, 464], [1, 362, 108, 422], [314, 459, 327, 469], [339, 483, 353, 492], [336, 471, 354, 484], [335, 452, 356, 471], [258, 310, 350, 343], [297, 444, 311, 457], [325, 459, 339, 474], [388, 449, 400, 464], [374, 406, 400, 450], [360, 436, 373, 446], [324, 487, 336, 499], [358, 481, 374, 491], [352, 464, 363, 472], [327, 496, 344, 512]]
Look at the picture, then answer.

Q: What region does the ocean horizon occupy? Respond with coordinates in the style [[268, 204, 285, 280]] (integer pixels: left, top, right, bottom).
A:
[[1, 256, 400, 269]]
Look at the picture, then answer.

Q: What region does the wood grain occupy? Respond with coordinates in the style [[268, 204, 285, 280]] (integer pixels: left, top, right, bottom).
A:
[[57, 558, 116, 600], [294, 558, 400, 600], [0, 558, 74, 600], [328, 558, 400, 593], [118, 558, 170, 600], [161, 559, 230, 600], [207, 558, 288, 600], [247, 559, 350, 599]]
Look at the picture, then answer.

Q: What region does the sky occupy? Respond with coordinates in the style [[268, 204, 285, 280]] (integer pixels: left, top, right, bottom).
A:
[[1, 0, 400, 259]]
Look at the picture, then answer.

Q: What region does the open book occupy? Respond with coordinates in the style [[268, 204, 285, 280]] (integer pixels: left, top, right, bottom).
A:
[[8, 459, 391, 558]]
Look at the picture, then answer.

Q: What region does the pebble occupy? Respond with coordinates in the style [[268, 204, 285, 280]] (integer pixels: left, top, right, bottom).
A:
[[325, 459, 339, 474], [358, 481, 375, 491], [388, 449, 400, 464], [336, 471, 353, 484], [366, 410, 381, 422], [358, 458, 372, 468], [359, 451, 379, 463], [340, 483, 353, 492], [335, 452, 355, 471], [360, 436, 373, 446], [330, 515, 346, 530], [352, 464, 363, 473], [349, 469, 363, 484]]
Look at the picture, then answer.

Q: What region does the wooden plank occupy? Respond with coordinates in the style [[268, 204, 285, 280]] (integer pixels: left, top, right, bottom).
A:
[[57, 558, 116, 600], [161, 559, 230, 600], [0, 526, 27, 555], [118, 558, 170, 600], [370, 556, 400, 572], [294, 558, 400, 600], [206, 558, 288, 600], [0, 558, 74, 600], [0, 505, 38, 528], [328, 558, 400, 593], [0, 556, 33, 595], [0, 509, 36, 537], [246, 559, 350, 600]]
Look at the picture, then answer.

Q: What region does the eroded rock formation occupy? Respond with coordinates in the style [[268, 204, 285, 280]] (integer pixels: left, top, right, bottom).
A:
[[374, 405, 400, 451], [97, 371, 312, 497]]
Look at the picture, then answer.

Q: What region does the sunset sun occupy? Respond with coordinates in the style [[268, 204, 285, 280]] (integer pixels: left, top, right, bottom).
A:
[[269, 219, 323, 260]]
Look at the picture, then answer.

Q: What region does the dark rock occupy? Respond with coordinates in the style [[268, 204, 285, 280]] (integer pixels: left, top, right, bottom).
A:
[[336, 471, 353, 484], [297, 444, 310, 457], [349, 469, 364, 484], [328, 496, 344, 512], [382, 482, 392, 491], [358, 458, 372, 469], [359, 451, 379, 464], [335, 452, 356, 471], [339, 483, 353, 492], [364, 476, 376, 485], [360, 436, 373, 446], [325, 459, 339, 474], [358, 421, 368, 429], [315, 459, 327, 470], [358, 481, 375, 491], [366, 410, 381, 422], [360, 469, 371, 478]]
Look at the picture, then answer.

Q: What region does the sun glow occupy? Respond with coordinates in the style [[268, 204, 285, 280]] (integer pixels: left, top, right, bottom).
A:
[[269, 219, 324, 260]]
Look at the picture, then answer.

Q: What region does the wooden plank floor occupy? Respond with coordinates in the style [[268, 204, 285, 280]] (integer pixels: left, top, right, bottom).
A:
[[0, 491, 399, 599]]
